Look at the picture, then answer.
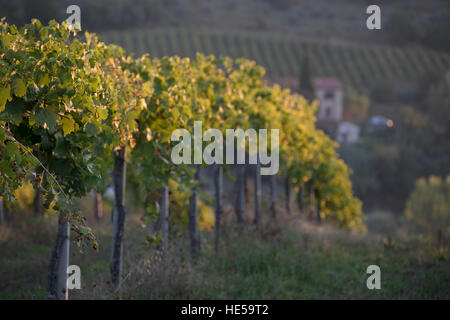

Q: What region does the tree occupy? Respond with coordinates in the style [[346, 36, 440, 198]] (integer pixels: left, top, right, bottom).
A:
[[368, 71, 450, 211], [315, 190, 321, 223], [0, 196, 4, 224], [234, 164, 245, 225], [214, 164, 223, 251], [297, 185, 303, 214], [47, 212, 70, 300], [284, 178, 291, 214], [254, 162, 262, 230], [405, 176, 450, 244], [33, 184, 44, 216], [93, 191, 103, 220], [188, 166, 201, 259], [343, 88, 369, 125], [270, 175, 277, 217], [307, 179, 315, 221], [159, 186, 169, 259], [298, 48, 316, 101], [111, 146, 126, 287]]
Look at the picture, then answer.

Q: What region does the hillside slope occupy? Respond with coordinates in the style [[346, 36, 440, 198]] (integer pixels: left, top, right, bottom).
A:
[[100, 28, 450, 90]]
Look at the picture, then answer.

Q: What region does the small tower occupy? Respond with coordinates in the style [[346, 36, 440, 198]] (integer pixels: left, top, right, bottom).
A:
[[314, 77, 343, 136]]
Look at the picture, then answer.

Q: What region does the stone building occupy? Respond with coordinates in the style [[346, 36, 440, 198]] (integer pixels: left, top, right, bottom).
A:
[[337, 121, 360, 144], [265, 76, 360, 144], [314, 77, 344, 137]]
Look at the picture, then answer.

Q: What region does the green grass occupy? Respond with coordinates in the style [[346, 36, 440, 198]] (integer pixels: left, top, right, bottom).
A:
[[0, 211, 448, 300], [99, 28, 450, 90]]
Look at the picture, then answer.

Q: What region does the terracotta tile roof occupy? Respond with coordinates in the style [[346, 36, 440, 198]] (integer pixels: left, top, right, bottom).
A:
[[313, 77, 343, 89]]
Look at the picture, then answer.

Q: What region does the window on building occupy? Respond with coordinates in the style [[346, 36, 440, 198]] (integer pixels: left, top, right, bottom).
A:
[[324, 90, 334, 99], [325, 107, 331, 118]]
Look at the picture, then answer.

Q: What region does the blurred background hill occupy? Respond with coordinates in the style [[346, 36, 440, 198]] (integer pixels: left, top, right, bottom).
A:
[[2, 0, 449, 52]]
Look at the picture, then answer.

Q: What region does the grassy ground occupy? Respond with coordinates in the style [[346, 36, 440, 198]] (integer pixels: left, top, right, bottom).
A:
[[0, 209, 448, 300]]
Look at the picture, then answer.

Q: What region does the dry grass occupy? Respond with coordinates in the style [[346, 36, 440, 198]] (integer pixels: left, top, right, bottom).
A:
[[0, 205, 449, 300]]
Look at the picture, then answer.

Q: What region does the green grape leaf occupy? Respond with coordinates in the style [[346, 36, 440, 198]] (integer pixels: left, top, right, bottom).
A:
[[0, 85, 12, 112], [78, 225, 92, 235], [38, 74, 50, 86], [61, 116, 75, 136], [0, 34, 12, 48], [34, 108, 57, 131], [0, 159, 15, 178], [97, 107, 108, 121], [24, 153, 39, 167], [85, 122, 99, 135], [5, 142, 19, 159], [12, 78, 27, 97], [3, 99, 26, 124]]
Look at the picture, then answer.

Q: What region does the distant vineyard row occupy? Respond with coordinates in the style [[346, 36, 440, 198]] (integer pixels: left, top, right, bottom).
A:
[[100, 28, 450, 90]]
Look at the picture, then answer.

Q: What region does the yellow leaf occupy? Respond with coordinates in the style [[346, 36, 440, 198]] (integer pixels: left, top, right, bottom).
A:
[[130, 138, 136, 149], [0, 34, 11, 48], [38, 74, 50, 86], [145, 128, 152, 141]]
